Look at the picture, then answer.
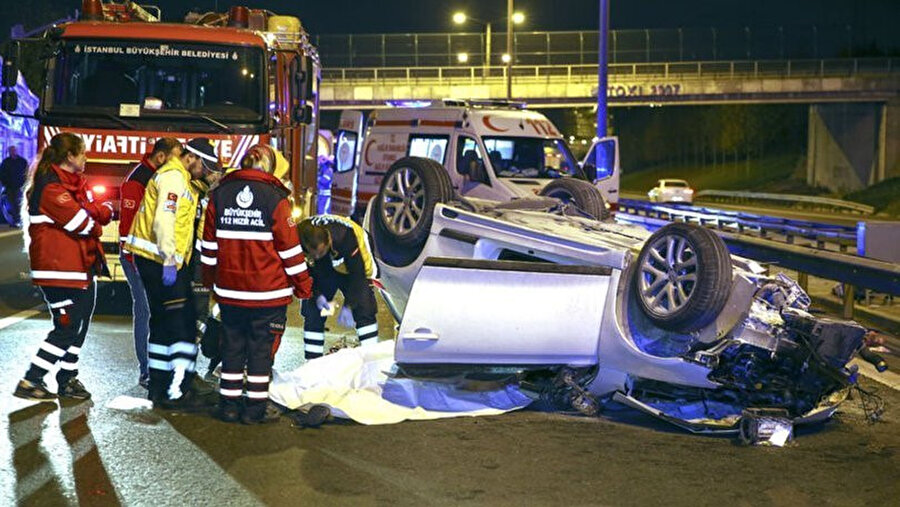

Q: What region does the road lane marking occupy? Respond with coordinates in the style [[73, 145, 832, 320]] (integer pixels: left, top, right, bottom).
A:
[[0, 305, 44, 330], [0, 229, 23, 239]]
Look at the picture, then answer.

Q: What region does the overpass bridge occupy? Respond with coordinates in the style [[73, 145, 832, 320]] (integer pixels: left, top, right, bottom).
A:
[[318, 57, 900, 191], [319, 58, 899, 109]]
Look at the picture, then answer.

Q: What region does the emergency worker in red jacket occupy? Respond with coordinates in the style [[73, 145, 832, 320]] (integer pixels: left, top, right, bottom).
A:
[[201, 144, 312, 424], [13, 132, 113, 402], [119, 137, 183, 389]]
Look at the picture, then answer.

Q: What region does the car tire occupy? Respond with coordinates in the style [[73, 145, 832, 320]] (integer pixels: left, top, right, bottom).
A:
[[632, 223, 732, 333], [372, 157, 452, 267], [538, 178, 609, 220]]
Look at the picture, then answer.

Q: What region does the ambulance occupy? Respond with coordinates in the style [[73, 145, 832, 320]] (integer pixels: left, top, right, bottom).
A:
[[1, 0, 322, 282], [330, 100, 620, 221]]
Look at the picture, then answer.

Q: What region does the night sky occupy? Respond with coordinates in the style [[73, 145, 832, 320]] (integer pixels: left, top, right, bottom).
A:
[[1, 0, 898, 49]]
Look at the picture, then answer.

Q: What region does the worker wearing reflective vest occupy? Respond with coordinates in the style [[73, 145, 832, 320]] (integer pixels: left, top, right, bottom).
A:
[[124, 137, 220, 408], [14, 133, 113, 402], [201, 144, 313, 423], [118, 137, 182, 389], [298, 214, 379, 360]]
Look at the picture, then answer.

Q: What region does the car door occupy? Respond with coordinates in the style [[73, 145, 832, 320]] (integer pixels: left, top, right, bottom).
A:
[[394, 257, 611, 366]]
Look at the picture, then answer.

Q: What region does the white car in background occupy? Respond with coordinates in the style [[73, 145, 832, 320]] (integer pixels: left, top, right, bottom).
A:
[[649, 179, 694, 204]]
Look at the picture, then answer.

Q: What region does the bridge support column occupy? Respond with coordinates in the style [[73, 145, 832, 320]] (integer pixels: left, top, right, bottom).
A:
[[881, 98, 900, 181], [807, 101, 899, 193]]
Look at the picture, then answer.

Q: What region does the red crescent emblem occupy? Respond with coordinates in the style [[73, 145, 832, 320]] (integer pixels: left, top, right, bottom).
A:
[[482, 115, 508, 133], [363, 139, 376, 166]]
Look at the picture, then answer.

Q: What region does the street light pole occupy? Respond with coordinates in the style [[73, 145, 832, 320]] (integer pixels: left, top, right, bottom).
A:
[[597, 0, 609, 139], [506, 0, 513, 98], [486, 22, 492, 70]]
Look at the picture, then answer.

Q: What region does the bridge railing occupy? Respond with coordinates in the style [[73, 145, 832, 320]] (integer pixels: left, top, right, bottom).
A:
[[316, 25, 870, 68], [322, 58, 899, 84]]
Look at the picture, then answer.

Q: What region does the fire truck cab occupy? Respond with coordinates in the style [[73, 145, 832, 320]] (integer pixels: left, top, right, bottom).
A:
[[331, 100, 619, 220], [2, 0, 322, 282]]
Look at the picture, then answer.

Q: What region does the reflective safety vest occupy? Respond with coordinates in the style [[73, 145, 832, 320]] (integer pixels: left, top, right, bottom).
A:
[[308, 214, 376, 279], [125, 158, 200, 269]]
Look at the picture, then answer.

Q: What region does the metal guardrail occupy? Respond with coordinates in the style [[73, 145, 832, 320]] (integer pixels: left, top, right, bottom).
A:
[[618, 199, 859, 252], [322, 58, 899, 84], [695, 190, 875, 215]]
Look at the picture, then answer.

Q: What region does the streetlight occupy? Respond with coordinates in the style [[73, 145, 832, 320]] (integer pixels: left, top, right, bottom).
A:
[[457, 52, 469, 63], [451, 4, 524, 99]]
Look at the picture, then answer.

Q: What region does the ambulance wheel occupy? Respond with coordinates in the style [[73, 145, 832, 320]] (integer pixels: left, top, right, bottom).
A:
[[632, 223, 732, 333], [539, 178, 609, 220], [376, 157, 452, 247]]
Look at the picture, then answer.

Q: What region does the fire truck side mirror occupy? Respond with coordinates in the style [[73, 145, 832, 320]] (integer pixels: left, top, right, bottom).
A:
[[1, 91, 18, 113], [293, 104, 314, 125], [2, 52, 18, 88]]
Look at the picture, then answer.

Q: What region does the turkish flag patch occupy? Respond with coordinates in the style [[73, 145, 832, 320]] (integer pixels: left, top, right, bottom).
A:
[[56, 193, 72, 204], [164, 192, 178, 213], [123, 198, 136, 209]]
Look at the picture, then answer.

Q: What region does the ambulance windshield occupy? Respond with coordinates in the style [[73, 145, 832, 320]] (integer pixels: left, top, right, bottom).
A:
[[46, 40, 265, 127], [483, 137, 583, 179]]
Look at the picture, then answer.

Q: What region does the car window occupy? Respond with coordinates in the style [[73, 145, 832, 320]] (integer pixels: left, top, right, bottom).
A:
[[408, 135, 449, 164], [664, 181, 688, 188]]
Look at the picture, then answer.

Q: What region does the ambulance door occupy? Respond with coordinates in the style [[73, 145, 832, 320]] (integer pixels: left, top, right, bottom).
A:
[[582, 136, 620, 210], [331, 110, 364, 217]]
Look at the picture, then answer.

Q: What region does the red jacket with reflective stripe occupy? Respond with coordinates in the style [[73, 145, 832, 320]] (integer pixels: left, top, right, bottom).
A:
[[201, 169, 312, 307], [118, 155, 156, 257], [28, 165, 113, 289]]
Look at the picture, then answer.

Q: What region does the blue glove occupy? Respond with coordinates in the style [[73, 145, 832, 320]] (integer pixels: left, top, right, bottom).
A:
[[162, 265, 177, 287], [337, 306, 355, 328]]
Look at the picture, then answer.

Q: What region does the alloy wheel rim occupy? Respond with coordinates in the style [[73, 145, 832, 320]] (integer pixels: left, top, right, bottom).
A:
[[638, 233, 698, 315], [380, 167, 425, 236]]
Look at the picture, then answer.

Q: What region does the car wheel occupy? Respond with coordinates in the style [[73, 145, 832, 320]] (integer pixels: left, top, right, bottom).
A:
[[538, 178, 609, 220], [632, 223, 732, 333], [372, 157, 452, 267]]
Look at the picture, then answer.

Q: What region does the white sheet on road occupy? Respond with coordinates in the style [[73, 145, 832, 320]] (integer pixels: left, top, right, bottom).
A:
[[268, 341, 532, 425]]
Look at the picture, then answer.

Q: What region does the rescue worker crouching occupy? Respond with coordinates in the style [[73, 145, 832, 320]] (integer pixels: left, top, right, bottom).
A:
[[298, 214, 380, 360], [201, 144, 313, 424], [124, 137, 220, 409], [14, 133, 113, 402]]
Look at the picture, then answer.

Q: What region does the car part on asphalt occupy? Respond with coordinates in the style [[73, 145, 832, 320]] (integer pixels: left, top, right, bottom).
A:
[[633, 222, 733, 333], [738, 408, 794, 446]]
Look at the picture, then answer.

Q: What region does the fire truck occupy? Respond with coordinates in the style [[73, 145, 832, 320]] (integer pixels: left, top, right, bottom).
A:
[[1, 0, 322, 281]]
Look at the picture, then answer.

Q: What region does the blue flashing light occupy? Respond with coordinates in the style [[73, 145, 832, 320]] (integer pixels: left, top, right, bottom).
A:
[[386, 100, 432, 108], [856, 221, 866, 257]]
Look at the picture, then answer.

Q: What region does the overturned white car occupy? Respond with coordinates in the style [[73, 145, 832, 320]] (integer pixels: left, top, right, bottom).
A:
[[365, 157, 868, 435]]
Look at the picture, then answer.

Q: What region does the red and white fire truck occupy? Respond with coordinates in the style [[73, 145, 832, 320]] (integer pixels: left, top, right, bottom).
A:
[[3, 0, 322, 281]]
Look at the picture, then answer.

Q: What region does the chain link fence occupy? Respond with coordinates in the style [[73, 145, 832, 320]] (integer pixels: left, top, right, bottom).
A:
[[316, 25, 867, 68]]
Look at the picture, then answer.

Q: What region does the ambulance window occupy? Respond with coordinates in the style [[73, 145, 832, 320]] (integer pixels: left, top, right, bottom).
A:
[[456, 135, 489, 185], [335, 130, 358, 173], [408, 135, 448, 164]]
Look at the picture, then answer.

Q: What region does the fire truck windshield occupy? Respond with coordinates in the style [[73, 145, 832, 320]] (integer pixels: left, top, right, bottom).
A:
[[46, 39, 265, 128]]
